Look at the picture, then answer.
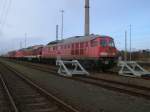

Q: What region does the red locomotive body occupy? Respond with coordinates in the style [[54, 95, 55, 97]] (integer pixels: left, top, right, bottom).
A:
[[7, 51, 17, 58], [23, 45, 43, 58], [9, 45, 43, 59], [42, 35, 118, 69], [15, 50, 25, 58]]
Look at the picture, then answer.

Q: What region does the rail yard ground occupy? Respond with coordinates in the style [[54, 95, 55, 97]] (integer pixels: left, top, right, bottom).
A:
[[0, 58, 150, 112]]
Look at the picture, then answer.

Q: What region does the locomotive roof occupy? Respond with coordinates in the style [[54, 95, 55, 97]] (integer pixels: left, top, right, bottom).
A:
[[18, 45, 43, 51], [61, 34, 100, 44], [47, 34, 112, 47], [47, 40, 60, 45]]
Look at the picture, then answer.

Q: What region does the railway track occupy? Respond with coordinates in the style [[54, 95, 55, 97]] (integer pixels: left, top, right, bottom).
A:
[[0, 62, 79, 112], [10, 60, 150, 100], [0, 73, 18, 111]]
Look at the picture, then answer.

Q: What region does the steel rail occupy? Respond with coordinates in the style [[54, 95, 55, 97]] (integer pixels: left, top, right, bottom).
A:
[[0, 73, 19, 112], [0, 62, 80, 112], [13, 60, 150, 99]]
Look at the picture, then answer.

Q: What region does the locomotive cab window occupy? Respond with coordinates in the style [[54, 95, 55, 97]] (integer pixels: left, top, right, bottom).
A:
[[109, 39, 115, 47], [100, 39, 107, 47]]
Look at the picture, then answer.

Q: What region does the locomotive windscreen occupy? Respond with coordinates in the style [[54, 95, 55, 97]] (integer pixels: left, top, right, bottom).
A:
[[100, 39, 107, 47], [108, 39, 115, 47], [100, 39, 115, 47]]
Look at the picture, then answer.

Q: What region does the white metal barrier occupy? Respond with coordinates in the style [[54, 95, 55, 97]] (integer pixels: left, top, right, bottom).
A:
[[118, 61, 150, 77], [56, 59, 89, 77]]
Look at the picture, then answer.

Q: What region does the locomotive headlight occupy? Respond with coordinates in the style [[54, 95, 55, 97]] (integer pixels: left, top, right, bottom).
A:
[[100, 52, 108, 56], [112, 53, 116, 55]]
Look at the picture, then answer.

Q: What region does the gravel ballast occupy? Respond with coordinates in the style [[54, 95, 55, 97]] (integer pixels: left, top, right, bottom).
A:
[[1, 59, 150, 112]]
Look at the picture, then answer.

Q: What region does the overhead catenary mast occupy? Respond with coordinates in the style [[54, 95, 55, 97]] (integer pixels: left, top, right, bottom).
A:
[[129, 24, 132, 61], [20, 41, 22, 49], [25, 33, 27, 48], [124, 31, 127, 61], [84, 0, 90, 36]]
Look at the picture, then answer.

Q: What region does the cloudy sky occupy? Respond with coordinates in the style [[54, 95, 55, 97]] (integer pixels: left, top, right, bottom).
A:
[[0, 0, 150, 54]]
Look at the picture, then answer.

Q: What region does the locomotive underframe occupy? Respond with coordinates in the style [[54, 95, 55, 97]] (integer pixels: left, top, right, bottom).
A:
[[11, 56, 117, 71]]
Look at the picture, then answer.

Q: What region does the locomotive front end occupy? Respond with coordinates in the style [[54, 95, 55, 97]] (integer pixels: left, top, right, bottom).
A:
[[98, 37, 118, 69]]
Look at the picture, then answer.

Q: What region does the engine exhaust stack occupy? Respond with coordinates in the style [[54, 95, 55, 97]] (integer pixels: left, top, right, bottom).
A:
[[84, 0, 90, 36]]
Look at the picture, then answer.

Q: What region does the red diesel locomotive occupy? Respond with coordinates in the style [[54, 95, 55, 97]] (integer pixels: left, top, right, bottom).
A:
[[7, 45, 43, 60], [41, 34, 118, 69]]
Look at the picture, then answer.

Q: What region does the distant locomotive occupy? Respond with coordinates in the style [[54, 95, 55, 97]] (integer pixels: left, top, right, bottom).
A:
[[7, 45, 43, 61], [7, 34, 118, 70]]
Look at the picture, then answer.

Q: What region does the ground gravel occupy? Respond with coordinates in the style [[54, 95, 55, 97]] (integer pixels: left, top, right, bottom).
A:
[[1, 59, 150, 112]]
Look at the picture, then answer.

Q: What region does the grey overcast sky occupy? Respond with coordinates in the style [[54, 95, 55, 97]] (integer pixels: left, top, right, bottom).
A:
[[0, 0, 150, 54]]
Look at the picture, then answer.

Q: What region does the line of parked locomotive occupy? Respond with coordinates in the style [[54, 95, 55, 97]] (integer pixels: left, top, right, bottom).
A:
[[6, 34, 118, 70]]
